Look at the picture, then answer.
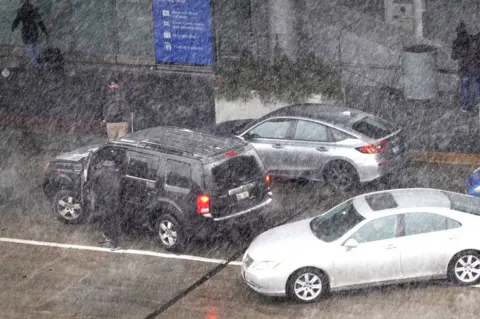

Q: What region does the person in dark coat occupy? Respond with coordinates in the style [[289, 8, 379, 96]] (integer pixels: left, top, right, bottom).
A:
[[92, 158, 125, 249], [452, 22, 480, 113], [11, 0, 49, 67], [103, 78, 132, 141]]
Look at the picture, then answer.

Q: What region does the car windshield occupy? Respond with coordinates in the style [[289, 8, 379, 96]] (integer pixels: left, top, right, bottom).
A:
[[442, 191, 480, 216], [310, 200, 365, 242]]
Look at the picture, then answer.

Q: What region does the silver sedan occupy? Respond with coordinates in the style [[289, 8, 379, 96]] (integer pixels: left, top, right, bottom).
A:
[[242, 188, 480, 303]]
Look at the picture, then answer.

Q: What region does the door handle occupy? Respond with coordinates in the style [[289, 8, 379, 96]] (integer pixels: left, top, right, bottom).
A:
[[385, 244, 396, 250], [316, 147, 328, 152], [272, 144, 284, 149]]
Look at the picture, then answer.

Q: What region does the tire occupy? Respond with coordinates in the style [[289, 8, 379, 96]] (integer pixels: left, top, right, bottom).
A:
[[155, 213, 188, 252], [286, 267, 329, 303], [448, 250, 480, 286], [323, 161, 358, 192], [52, 189, 86, 224]]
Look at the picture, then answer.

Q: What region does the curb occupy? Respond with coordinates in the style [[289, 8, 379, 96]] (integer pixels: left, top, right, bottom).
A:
[[410, 151, 480, 166]]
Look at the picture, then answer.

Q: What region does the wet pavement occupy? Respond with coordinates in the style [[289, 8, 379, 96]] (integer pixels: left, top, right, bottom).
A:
[[0, 157, 478, 318]]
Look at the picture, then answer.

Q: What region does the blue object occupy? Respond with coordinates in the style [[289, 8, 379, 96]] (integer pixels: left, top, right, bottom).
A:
[[152, 0, 214, 65], [466, 168, 480, 196]]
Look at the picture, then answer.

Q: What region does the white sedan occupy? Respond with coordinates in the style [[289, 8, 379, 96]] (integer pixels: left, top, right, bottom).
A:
[[242, 188, 480, 303]]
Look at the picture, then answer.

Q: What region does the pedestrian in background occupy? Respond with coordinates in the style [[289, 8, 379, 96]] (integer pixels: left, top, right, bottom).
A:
[[11, 0, 49, 68], [103, 78, 132, 141], [452, 22, 479, 113]]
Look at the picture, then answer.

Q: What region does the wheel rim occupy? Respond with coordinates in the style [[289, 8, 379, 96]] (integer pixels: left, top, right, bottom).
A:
[[57, 195, 81, 220], [327, 163, 354, 190], [159, 220, 178, 247], [294, 272, 322, 301], [455, 255, 480, 283]]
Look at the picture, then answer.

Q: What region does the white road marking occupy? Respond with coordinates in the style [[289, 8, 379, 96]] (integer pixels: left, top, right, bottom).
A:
[[0, 237, 242, 266]]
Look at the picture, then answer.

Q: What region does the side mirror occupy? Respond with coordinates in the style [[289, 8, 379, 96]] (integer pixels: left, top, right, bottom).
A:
[[241, 132, 252, 140], [344, 238, 359, 249]]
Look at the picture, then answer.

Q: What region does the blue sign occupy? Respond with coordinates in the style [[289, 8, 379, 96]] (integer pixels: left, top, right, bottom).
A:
[[152, 0, 214, 65]]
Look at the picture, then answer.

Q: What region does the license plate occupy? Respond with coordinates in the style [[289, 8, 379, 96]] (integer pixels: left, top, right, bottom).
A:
[[236, 191, 249, 201], [392, 145, 400, 153]]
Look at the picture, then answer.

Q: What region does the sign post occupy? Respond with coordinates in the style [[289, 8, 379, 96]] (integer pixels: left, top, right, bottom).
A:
[[152, 0, 214, 65]]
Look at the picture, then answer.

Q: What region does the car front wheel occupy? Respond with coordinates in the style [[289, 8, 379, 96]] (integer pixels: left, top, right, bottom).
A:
[[449, 251, 480, 285], [286, 268, 329, 303]]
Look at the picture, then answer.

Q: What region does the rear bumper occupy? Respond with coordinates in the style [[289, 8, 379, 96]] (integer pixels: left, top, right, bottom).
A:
[[213, 195, 273, 221], [192, 194, 273, 239], [357, 152, 407, 183]]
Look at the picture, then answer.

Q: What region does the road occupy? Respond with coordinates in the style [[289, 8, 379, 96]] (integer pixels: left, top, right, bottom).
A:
[[1, 160, 479, 319]]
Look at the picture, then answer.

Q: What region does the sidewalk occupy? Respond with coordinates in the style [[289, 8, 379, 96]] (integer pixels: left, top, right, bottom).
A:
[[346, 86, 480, 166]]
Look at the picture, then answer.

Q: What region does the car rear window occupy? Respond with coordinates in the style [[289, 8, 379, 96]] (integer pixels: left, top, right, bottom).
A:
[[352, 116, 397, 139], [211, 155, 262, 189], [365, 193, 398, 211], [442, 191, 480, 216]]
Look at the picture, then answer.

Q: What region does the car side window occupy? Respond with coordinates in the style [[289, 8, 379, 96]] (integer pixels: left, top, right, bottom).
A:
[[126, 152, 159, 181], [90, 147, 126, 172], [247, 119, 292, 139], [331, 128, 353, 142], [166, 160, 192, 189], [404, 213, 461, 236], [294, 120, 330, 142], [351, 215, 398, 243]]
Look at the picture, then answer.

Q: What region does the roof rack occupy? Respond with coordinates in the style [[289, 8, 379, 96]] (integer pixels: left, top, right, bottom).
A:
[[141, 140, 195, 158]]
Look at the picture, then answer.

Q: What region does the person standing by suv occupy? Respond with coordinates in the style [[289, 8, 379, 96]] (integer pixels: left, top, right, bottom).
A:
[[103, 78, 132, 141], [92, 157, 125, 249]]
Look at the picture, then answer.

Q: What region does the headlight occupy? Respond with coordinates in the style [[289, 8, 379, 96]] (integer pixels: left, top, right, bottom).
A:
[[251, 261, 282, 270], [474, 185, 480, 194]]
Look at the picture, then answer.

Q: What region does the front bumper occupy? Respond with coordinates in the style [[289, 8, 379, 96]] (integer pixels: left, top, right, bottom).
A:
[[241, 263, 287, 297]]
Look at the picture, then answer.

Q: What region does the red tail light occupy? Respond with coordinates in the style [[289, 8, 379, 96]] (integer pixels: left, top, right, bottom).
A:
[[225, 151, 237, 157], [356, 140, 387, 154], [265, 174, 271, 191], [197, 195, 210, 215]]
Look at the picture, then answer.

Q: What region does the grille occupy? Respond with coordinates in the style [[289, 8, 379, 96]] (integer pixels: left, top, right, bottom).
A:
[[244, 254, 254, 268]]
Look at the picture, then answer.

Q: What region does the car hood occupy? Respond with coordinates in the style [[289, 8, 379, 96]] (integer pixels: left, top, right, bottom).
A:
[[55, 144, 102, 162], [247, 218, 324, 261]]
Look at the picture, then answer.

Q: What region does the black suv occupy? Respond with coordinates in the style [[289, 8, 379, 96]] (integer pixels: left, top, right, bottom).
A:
[[43, 126, 272, 251]]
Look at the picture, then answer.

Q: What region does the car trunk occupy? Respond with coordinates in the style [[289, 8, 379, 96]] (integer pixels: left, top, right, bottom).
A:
[[204, 147, 268, 219], [351, 116, 404, 158]]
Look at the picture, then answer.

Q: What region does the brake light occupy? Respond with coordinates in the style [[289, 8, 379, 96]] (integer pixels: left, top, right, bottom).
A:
[[225, 151, 237, 157], [265, 174, 271, 191], [356, 140, 387, 154], [197, 195, 210, 215]]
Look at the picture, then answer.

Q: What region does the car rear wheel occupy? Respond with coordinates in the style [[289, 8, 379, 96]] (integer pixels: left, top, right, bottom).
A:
[[52, 189, 86, 224], [323, 161, 358, 192], [155, 213, 187, 252], [286, 268, 329, 303], [449, 251, 480, 285]]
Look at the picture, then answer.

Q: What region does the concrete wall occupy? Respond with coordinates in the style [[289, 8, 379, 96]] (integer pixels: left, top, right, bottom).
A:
[[214, 93, 326, 123], [424, 0, 480, 44], [302, 0, 458, 93]]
